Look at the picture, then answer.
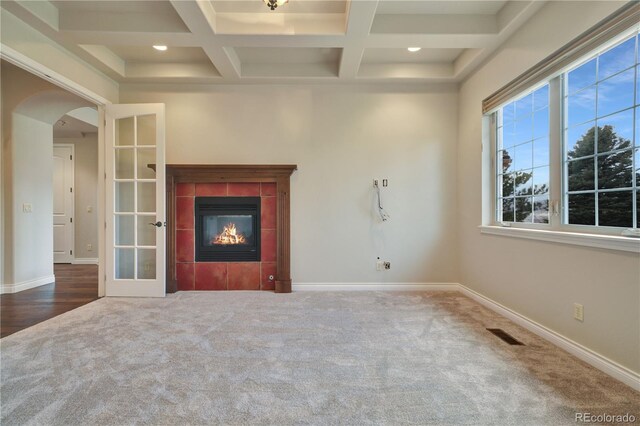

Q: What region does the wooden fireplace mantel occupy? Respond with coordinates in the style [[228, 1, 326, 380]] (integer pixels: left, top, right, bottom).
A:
[[165, 164, 297, 293]]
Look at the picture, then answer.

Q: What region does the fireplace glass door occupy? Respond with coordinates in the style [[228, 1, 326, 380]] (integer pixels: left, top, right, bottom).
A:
[[195, 197, 261, 261], [204, 215, 255, 246]]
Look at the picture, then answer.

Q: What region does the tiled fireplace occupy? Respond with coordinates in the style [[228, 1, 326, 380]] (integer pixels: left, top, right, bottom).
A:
[[165, 165, 296, 293], [175, 182, 277, 291]]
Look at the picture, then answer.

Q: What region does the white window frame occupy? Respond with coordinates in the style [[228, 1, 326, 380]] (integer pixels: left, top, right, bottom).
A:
[[482, 28, 640, 253]]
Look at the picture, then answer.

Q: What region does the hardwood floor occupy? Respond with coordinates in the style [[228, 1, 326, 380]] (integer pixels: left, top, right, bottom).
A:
[[1, 264, 99, 338]]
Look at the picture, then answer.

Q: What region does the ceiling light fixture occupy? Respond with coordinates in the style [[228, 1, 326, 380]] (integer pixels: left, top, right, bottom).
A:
[[407, 47, 421, 52], [264, 0, 288, 10], [153, 45, 168, 51]]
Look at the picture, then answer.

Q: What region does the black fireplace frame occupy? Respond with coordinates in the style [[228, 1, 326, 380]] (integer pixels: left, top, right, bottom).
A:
[[194, 196, 261, 262]]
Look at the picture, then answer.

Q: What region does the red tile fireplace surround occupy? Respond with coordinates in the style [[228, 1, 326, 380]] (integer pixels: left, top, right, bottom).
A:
[[165, 165, 297, 294]]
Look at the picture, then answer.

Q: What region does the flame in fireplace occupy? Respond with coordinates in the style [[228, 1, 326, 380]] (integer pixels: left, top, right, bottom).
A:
[[213, 223, 246, 245]]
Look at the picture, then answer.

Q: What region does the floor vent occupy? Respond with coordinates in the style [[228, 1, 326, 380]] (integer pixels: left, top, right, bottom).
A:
[[486, 328, 524, 345]]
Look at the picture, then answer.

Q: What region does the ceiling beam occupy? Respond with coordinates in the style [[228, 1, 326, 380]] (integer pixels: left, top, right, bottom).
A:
[[366, 34, 498, 49], [170, 0, 241, 79], [211, 34, 345, 48], [338, 0, 378, 79], [78, 45, 125, 77], [452, 0, 548, 81], [53, 30, 198, 47], [0, 0, 551, 84], [0, 1, 128, 81], [126, 62, 221, 79], [358, 63, 454, 80], [1, 0, 58, 33], [242, 62, 339, 78]]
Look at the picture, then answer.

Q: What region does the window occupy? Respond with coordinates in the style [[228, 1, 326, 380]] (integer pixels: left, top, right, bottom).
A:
[[565, 36, 638, 228], [497, 85, 550, 224], [494, 31, 640, 234]]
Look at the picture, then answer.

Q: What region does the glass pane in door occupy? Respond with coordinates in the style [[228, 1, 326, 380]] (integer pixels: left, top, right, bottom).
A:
[[115, 248, 135, 279], [137, 114, 156, 146], [137, 148, 156, 179], [115, 149, 134, 179], [115, 117, 134, 146], [137, 249, 156, 279], [137, 215, 157, 246], [112, 114, 158, 282]]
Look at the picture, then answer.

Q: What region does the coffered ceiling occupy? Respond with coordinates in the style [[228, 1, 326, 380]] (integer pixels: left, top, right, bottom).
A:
[[1, 0, 547, 84]]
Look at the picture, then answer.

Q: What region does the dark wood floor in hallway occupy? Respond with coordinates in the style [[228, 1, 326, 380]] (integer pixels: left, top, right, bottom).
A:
[[0, 264, 99, 338]]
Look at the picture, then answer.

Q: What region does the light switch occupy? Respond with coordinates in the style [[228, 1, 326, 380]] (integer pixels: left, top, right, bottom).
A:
[[22, 203, 32, 213]]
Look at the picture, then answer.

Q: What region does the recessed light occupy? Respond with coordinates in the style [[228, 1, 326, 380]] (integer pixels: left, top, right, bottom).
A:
[[153, 45, 167, 51], [407, 47, 421, 52]]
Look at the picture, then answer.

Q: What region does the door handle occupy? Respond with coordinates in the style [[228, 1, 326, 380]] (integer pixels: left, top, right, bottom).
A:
[[149, 221, 163, 228]]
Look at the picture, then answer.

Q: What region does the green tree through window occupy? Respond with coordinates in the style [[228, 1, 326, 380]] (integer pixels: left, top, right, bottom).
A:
[[567, 125, 633, 227]]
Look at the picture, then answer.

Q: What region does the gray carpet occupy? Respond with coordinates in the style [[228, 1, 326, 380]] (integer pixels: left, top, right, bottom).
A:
[[1, 291, 638, 425]]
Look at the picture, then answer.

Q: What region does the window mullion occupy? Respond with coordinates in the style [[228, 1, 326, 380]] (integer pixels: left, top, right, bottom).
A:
[[548, 76, 563, 230]]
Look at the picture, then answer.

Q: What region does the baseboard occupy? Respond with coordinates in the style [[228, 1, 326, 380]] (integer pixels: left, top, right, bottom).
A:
[[458, 284, 640, 392], [0, 275, 55, 294], [292, 283, 459, 291], [71, 258, 99, 265]]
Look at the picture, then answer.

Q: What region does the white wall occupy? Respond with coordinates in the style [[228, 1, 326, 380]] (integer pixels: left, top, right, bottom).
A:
[[122, 84, 459, 284], [2, 61, 58, 288], [54, 135, 98, 261], [11, 113, 55, 284], [458, 1, 639, 373]]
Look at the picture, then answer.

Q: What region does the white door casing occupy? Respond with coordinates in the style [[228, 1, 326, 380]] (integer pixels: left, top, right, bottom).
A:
[[53, 144, 74, 263], [105, 104, 165, 297]]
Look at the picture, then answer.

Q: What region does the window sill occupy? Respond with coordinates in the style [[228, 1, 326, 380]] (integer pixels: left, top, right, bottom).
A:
[[479, 225, 640, 253]]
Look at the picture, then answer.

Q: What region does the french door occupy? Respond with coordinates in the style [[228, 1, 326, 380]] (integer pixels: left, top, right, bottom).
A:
[[105, 104, 165, 297]]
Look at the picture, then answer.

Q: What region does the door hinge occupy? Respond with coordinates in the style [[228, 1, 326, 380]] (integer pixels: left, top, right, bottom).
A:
[[70, 217, 73, 223], [70, 154, 73, 160], [70, 187, 73, 193], [70, 250, 73, 255]]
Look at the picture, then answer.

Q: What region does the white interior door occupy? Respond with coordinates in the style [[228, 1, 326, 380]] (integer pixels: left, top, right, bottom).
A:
[[105, 104, 165, 297], [53, 145, 74, 263]]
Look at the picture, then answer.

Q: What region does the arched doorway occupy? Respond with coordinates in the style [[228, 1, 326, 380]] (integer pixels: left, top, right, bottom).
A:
[[0, 60, 100, 336]]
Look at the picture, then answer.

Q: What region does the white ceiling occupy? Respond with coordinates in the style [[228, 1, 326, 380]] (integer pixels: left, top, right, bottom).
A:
[[361, 47, 463, 64], [53, 114, 98, 138], [107, 46, 212, 63], [2, 0, 548, 84], [375, 1, 507, 15]]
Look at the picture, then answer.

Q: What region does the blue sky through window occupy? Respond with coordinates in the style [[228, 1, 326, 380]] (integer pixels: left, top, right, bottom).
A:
[[566, 34, 638, 155]]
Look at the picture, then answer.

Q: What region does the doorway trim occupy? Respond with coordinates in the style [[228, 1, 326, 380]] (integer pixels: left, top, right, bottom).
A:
[[1, 43, 111, 297]]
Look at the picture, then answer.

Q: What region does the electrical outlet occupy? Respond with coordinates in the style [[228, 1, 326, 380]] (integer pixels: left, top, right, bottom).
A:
[[573, 303, 584, 322], [87, 244, 92, 252], [87, 205, 93, 213], [22, 203, 32, 213], [376, 259, 384, 271], [384, 262, 391, 270]]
